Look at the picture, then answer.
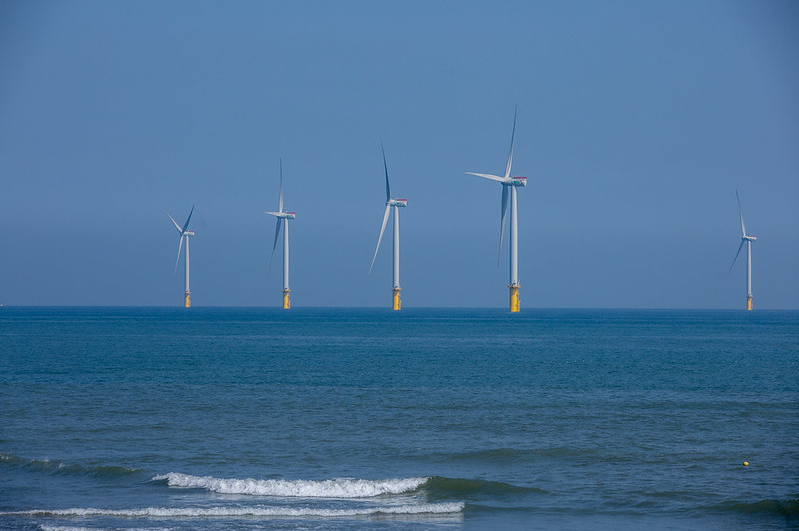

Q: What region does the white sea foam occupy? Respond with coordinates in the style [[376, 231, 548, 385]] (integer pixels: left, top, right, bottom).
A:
[[153, 472, 428, 498], [10, 503, 465, 518]]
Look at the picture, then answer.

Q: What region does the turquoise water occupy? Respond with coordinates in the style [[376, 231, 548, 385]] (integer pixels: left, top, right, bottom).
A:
[[1, 307, 797, 530]]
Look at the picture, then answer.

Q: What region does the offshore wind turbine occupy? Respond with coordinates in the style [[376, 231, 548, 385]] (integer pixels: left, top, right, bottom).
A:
[[728, 191, 757, 310], [369, 144, 407, 311], [167, 205, 195, 308], [466, 108, 527, 312], [266, 159, 295, 309]]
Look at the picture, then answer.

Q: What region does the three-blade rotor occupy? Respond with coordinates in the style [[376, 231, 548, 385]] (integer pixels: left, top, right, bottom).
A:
[[465, 107, 518, 265], [728, 190, 755, 274], [370, 145, 393, 274], [266, 159, 288, 272], [167, 205, 194, 274]]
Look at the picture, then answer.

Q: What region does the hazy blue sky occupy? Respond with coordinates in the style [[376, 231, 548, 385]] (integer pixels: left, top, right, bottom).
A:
[[1, 0, 797, 308]]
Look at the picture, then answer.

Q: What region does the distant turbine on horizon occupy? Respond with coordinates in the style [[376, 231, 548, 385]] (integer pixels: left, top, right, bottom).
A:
[[369, 143, 407, 311], [266, 159, 296, 309], [729, 190, 757, 311], [466, 107, 527, 312], [167, 205, 195, 308]]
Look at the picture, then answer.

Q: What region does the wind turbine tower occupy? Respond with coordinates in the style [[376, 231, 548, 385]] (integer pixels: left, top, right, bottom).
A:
[[466, 108, 527, 312], [369, 144, 407, 310], [266, 160, 296, 309], [167, 205, 195, 308], [729, 191, 757, 310]]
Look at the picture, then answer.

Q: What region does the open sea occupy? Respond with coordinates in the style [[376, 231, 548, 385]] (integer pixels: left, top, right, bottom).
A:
[[0, 307, 797, 531]]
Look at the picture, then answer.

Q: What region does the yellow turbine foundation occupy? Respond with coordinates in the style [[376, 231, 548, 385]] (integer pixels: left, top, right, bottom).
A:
[[392, 287, 401, 311], [184, 291, 191, 308], [509, 284, 520, 313], [283, 289, 291, 309], [746, 295, 753, 311]]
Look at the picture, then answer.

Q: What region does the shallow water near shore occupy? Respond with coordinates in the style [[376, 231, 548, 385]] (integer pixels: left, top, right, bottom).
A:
[[1, 307, 797, 530]]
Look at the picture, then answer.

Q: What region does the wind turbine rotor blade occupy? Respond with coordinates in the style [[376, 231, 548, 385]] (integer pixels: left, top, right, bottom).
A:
[[369, 204, 391, 274], [498, 184, 509, 265], [167, 213, 182, 233], [465, 172, 505, 183], [728, 240, 745, 275], [269, 218, 281, 272], [278, 159, 284, 213], [174, 235, 184, 275], [736, 190, 746, 236], [381, 142, 391, 202], [504, 107, 517, 180], [181, 205, 195, 234]]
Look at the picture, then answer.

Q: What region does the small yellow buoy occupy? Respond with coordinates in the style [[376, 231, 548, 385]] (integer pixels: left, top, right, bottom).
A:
[[743, 461, 749, 466]]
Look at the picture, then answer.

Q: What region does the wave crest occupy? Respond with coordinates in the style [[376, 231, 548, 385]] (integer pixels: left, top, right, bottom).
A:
[[152, 472, 428, 498], [422, 476, 545, 499], [0, 453, 140, 479]]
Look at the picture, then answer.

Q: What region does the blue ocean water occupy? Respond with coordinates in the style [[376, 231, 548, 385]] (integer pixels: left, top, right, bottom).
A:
[[0, 307, 797, 531]]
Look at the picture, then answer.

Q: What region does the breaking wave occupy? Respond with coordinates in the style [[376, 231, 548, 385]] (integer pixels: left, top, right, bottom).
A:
[[152, 472, 538, 500], [6, 503, 465, 518], [152, 472, 426, 498]]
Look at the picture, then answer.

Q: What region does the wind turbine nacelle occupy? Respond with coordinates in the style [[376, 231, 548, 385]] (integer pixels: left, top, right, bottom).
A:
[[746, 235, 756, 241], [284, 212, 296, 219], [184, 231, 195, 236], [510, 176, 527, 187], [390, 199, 408, 207]]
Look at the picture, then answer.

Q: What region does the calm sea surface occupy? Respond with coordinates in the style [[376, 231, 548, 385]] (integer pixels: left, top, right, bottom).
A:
[[1, 307, 797, 531]]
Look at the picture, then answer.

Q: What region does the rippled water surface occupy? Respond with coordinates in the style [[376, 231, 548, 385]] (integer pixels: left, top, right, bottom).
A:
[[1, 307, 797, 530]]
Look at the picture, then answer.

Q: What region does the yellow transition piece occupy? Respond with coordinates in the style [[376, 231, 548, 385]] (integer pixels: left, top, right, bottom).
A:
[[509, 284, 520, 313], [283, 289, 291, 310], [184, 292, 191, 308], [392, 287, 401, 311]]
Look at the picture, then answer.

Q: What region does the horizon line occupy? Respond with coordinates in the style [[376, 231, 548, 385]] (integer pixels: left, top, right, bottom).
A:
[[1, 305, 797, 312]]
